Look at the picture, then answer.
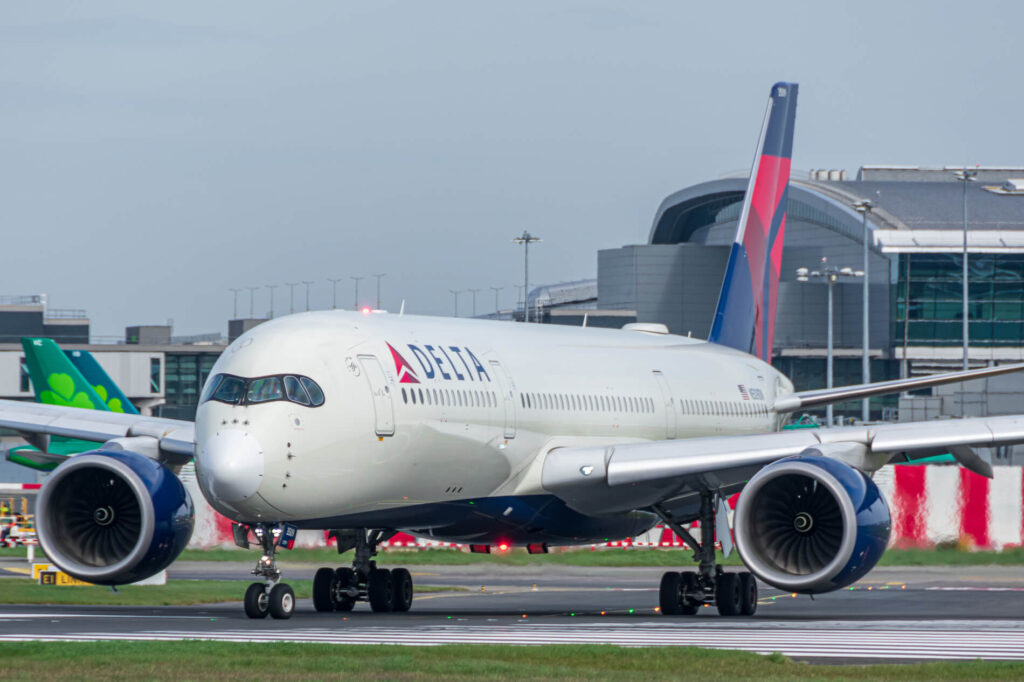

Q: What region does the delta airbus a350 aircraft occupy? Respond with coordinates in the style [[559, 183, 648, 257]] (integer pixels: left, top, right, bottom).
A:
[[5, 82, 1024, 620]]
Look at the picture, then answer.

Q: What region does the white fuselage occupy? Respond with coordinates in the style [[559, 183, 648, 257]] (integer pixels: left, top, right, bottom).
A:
[[193, 311, 793, 540]]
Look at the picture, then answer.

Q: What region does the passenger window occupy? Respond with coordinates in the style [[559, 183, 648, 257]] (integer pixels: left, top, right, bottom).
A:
[[402, 388, 408, 404], [299, 377, 325, 406], [284, 375, 311, 406]]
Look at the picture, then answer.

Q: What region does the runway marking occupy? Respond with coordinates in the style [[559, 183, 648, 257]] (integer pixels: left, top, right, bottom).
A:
[[7, 623, 1024, 660], [925, 587, 1024, 592]]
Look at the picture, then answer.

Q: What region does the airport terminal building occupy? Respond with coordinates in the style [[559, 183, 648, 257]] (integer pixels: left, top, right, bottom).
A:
[[588, 165, 1024, 432]]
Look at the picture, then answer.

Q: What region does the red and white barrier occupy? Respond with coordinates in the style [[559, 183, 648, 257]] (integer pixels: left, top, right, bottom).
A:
[[181, 465, 1024, 551]]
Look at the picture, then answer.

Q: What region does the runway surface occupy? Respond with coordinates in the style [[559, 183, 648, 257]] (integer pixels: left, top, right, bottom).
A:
[[3, 560, 1024, 661]]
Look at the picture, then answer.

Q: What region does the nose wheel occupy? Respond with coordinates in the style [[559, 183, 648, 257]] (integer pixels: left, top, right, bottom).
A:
[[240, 523, 297, 620]]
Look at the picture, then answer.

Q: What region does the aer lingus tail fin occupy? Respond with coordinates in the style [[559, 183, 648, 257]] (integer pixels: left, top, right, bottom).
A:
[[20, 337, 111, 411], [65, 348, 139, 414]]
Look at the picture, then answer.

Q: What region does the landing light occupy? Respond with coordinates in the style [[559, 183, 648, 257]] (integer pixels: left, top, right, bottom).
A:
[[361, 306, 372, 315], [497, 542, 510, 552]]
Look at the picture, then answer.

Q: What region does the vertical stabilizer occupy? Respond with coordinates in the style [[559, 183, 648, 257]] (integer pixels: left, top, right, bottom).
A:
[[20, 338, 112, 412], [708, 82, 798, 361], [65, 349, 139, 414]]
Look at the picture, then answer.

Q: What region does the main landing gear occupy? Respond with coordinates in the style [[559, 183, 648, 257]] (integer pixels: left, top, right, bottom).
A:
[[312, 529, 414, 614], [655, 491, 758, 617], [242, 524, 296, 620]]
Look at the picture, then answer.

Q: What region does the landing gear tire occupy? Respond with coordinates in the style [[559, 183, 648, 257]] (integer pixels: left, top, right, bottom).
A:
[[738, 572, 758, 616], [660, 571, 701, 616], [391, 567, 414, 612], [244, 582, 269, 619], [368, 568, 394, 612], [268, 583, 295, 620], [313, 568, 336, 612], [678, 571, 701, 615], [659, 572, 683, 615], [659, 569, 684, 614], [715, 573, 741, 616], [335, 567, 357, 611]]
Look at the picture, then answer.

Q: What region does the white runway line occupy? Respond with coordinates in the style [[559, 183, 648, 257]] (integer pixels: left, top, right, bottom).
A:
[[7, 623, 1024, 660]]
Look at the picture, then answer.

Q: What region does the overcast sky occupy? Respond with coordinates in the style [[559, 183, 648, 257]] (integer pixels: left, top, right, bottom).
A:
[[1, 2, 1020, 337]]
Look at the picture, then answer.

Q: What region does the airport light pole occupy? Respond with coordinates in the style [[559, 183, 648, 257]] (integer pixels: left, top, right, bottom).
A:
[[328, 278, 343, 309], [467, 288, 479, 317], [853, 199, 873, 422], [246, 287, 259, 318], [350, 276, 364, 310], [450, 290, 461, 317], [265, 284, 278, 319], [954, 167, 978, 372], [490, 286, 503, 315], [286, 282, 299, 315], [512, 231, 540, 322], [373, 273, 386, 310], [229, 288, 242, 319], [797, 258, 864, 427], [302, 281, 314, 312]]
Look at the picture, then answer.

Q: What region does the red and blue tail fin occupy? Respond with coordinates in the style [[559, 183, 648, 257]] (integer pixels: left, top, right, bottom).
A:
[[708, 82, 798, 362]]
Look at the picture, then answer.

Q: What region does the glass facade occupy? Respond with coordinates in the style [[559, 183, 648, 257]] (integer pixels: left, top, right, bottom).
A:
[[163, 352, 220, 420], [892, 254, 1024, 346]]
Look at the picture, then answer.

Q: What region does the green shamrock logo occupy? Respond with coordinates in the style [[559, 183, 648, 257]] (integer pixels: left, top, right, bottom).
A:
[[93, 384, 124, 413], [40, 373, 95, 409]]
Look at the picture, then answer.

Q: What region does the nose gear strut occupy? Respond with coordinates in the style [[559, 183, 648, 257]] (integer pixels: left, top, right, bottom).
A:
[[237, 523, 295, 619]]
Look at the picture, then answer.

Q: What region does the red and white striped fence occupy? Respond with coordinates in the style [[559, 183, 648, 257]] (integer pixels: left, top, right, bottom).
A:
[[176, 466, 1024, 551]]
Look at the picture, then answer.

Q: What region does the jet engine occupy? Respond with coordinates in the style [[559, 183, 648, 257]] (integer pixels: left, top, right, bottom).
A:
[[36, 450, 194, 586], [733, 454, 890, 594]]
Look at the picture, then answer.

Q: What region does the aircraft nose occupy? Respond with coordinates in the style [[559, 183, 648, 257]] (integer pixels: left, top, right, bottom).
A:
[[197, 430, 265, 504]]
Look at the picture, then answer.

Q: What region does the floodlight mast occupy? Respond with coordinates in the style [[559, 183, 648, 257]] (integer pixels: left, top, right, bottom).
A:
[[512, 231, 540, 322], [796, 258, 865, 426], [953, 167, 978, 373], [853, 199, 873, 422]]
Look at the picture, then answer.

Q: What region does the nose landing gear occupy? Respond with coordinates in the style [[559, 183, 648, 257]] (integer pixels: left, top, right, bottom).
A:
[[312, 529, 414, 614], [240, 523, 296, 620]]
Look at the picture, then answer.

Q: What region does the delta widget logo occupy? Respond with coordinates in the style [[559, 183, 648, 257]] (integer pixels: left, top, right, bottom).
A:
[[386, 343, 420, 384]]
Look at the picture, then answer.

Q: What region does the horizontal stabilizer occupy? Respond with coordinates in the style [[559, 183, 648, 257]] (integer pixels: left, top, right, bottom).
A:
[[5, 447, 67, 471], [773, 362, 1024, 414]]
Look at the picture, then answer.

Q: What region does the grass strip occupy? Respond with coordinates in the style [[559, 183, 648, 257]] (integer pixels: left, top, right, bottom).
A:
[[1, 642, 1024, 681], [0, 579, 462, 606]]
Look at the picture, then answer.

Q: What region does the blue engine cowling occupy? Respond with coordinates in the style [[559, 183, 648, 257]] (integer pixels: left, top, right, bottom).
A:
[[36, 449, 194, 586], [733, 455, 890, 594]]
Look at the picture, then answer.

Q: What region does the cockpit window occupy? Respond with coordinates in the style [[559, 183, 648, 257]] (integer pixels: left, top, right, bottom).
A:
[[212, 376, 247, 405], [200, 374, 224, 404], [247, 376, 284, 403], [284, 375, 310, 406], [300, 377, 325, 406], [201, 373, 325, 407]]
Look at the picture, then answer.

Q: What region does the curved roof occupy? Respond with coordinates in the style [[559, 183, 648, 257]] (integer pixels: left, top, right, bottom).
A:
[[648, 175, 1024, 250]]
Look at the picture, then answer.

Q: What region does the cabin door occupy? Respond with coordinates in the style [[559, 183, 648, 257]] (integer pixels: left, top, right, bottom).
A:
[[489, 360, 516, 439], [359, 355, 395, 436], [653, 370, 678, 439]]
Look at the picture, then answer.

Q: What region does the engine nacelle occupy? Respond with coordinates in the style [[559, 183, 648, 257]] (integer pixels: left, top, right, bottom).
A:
[[733, 455, 890, 594], [36, 450, 194, 586]]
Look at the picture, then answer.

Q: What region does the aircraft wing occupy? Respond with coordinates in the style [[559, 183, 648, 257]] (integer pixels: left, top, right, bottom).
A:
[[542, 413, 1024, 518], [0, 399, 194, 463], [773, 362, 1024, 413]]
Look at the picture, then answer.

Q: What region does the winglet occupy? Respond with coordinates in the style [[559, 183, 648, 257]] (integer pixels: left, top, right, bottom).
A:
[[708, 82, 798, 361]]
